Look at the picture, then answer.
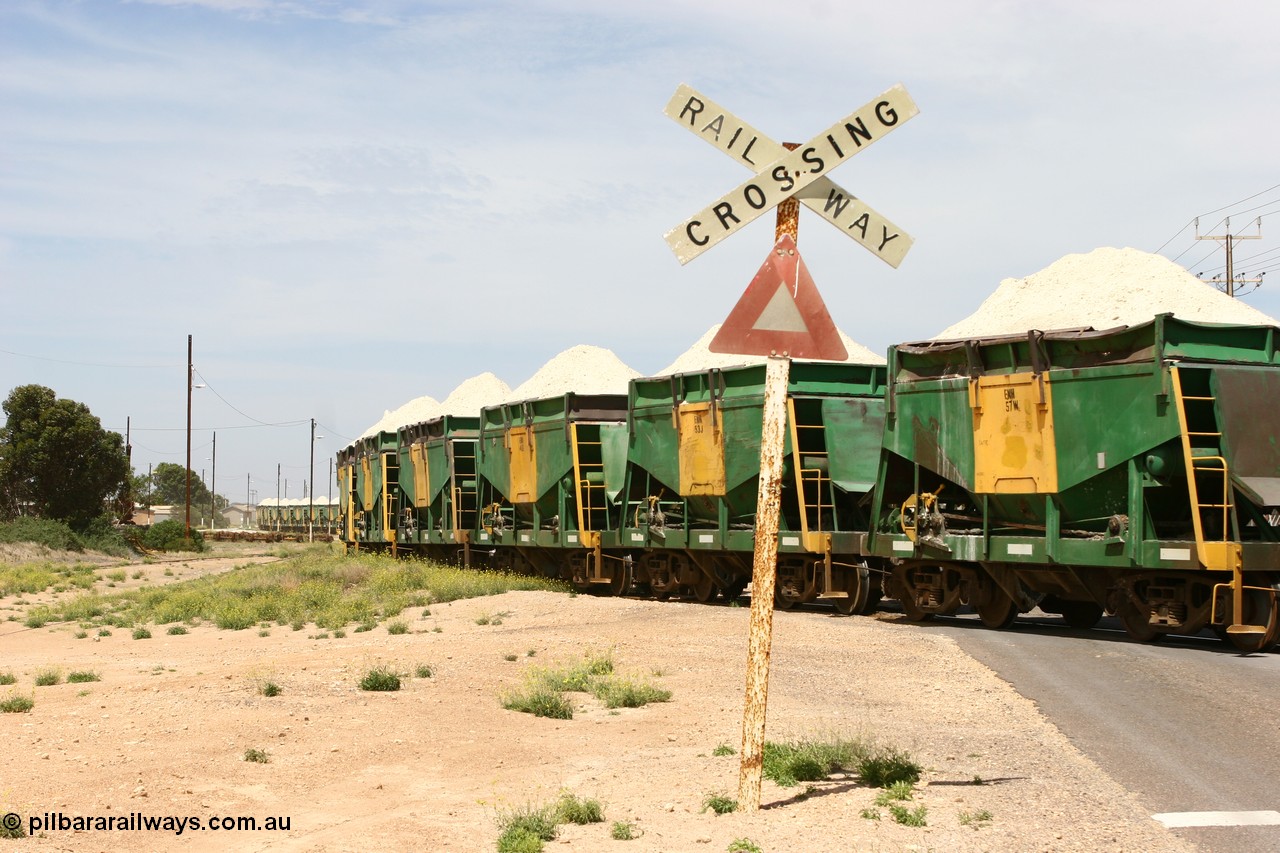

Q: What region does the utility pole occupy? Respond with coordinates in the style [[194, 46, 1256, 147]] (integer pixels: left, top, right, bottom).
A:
[[210, 431, 217, 531], [1196, 216, 1265, 297], [309, 417, 316, 543], [185, 334, 193, 542]]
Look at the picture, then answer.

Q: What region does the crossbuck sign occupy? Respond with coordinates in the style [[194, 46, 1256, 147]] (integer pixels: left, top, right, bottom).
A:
[[663, 83, 919, 266]]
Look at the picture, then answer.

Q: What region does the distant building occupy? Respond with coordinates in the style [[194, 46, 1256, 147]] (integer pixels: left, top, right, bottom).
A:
[[129, 505, 179, 525], [222, 503, 256, 529]]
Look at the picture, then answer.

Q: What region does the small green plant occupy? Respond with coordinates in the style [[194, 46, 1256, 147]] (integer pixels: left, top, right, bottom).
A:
[[501, 686, 573, 719], [73, 629, 88, 639], [971, 774, 986, 785], [860, 807, 881, 820], [702, 793, 738, 815], [131, 570, 144, 580], [34, 667, 62, 687], [386, 619, 409, 635], [1, 692, 35, 713], [873, 780, 914, 805], [857, 748, 921, 788], [553, 791, 604, 825], [0, 808, 25, 837], [762, 737, 860, 787], [243, 748, 270, 764], [495, 803, 557, 853], [713, 743, 736, 757], [354, 622, 374, 633], [610, 821, 637, 840], [590, 678, 671, 709], [888, 803, 927, 827], [504, 653, 518, 662], [0, 672, 16, 685], [291, 620, 306, 631], [414, 664, 433, 679], [959, 809, 993, 827], [727, 840, 762, 853], [66, 670, 101, 684], [167, 624, 189, 635], [359, 666, 401, 692], [431, 625, 443, 633], [97, 627, 112, 637], [132, 627, 152, 640], [526, 648, 536, 657], [107, 570, 127, 582], [258, 628, 271, 637], [259, 681, 281, 697], [332, 629, 346, 638]]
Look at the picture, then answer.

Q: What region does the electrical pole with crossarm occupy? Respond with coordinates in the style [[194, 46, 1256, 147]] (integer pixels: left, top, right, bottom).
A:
[[1196, 216, 1265, 297]]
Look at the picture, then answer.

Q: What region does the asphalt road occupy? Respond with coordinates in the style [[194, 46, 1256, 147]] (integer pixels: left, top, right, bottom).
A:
[[913, 610, 1280, 853]]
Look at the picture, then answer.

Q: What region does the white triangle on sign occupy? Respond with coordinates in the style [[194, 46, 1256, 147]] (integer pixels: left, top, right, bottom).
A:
[[752, 284, 808, 333]]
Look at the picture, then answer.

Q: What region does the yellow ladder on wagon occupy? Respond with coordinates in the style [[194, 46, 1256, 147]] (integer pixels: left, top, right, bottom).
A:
[[1170, 365, 1264, 637]]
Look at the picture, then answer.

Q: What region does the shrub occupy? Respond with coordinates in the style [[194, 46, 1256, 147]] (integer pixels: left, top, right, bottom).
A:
[[590, 678, 671, 709], [167, 625, 188, 635], [610, 821, 637, 840], [728, 840, 763, 853], [359, 666, 401, 692], [141, 520, 205, 553], [259, 681, 281, 697], [414, 664, 433, 679], [132, 627, 152, 640], [888, 803, 927, 827], [702, 793, 738, 815], [66, 671, 101, 684], [713, 744, 736, 757], [762, 737, 861, 787], [495, 804, 557, 853], [243, 748, 270, 764], [0, 517, 83, 551], [386, 619, 409, 635], [501, 686, 573, 720], [1, 692, 35, 713], [0, 807, 25, 836], [553, 792, 604, 825], [0, 672, 16, 686], [33, 668, 62, 687], [857, 748, 921, 788]]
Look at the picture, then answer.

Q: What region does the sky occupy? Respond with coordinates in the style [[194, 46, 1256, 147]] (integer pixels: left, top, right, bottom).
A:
[[3, 0, 1279, 506]]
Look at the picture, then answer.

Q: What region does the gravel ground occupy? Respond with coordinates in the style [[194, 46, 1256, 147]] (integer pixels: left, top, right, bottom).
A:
[[0, 566, 1194, 853]]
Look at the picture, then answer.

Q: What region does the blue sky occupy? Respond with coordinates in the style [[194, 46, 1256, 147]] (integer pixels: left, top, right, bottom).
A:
[[3, 0, 1278, 504]]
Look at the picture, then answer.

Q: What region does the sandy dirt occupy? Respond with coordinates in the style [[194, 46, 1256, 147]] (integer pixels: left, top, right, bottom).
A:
[[0, 549, 1194, 853]]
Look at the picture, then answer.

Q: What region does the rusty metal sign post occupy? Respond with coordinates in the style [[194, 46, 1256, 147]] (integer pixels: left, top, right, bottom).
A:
[[661, 83, 918, 811], [738, 350, 789, 811]]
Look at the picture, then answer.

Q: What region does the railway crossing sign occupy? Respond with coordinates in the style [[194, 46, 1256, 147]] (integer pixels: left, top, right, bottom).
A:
[[708, 234, 848, 361], [663, 83, 918, 266], [662, 82, 921, 813]]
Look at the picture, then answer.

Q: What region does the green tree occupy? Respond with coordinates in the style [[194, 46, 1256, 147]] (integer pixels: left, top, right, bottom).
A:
[[0, 385, 132, 529], [142, 462, 227, 526]]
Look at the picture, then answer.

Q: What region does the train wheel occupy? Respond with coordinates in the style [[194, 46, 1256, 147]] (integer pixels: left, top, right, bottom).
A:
[[692, 573, 716, 603], [975, 578, 1018, 629], [1059, 600, 1104, 629], [773, 586, 797, 610], [1118, 600, 1163, 643], [1223, 583, 1280, 654], [607, 562, 632, 597], [832, 565, 871, 616]]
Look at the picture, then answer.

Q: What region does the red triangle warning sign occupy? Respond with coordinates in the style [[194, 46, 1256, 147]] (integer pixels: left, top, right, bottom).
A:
[[709, 234, 848, 360]]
